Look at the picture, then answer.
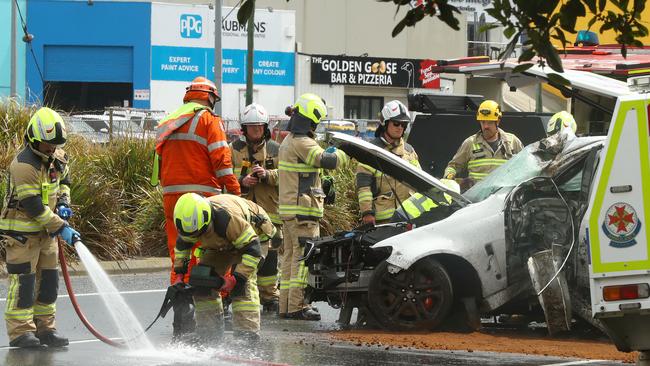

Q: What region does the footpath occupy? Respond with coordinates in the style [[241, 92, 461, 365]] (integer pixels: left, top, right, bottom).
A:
[[0, 257, 169, 278]]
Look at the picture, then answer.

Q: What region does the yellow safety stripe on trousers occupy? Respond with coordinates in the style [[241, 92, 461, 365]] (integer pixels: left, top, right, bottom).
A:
[[33, 207, 56, 226], [34, 302, 56, 316], [257, 275, 278, 286], [194, 297, 222, 312], [174, 248, 191, 260], [232, 301, 261, 312], [468, 171, 489, 180], [375, 207, 396, 221], [305, 146, 324, 166], [278, 161, 319, 173], [279, 280, 290, 290], [15, 184, 41, 200], [267, 212, 282, 225], [278, 205, 323, 218], [241, 253, 261, 269], [289, 261, 308, 288], [162, 184, 222, 195], [232, 226, 257, 248], [467, 158, 507, 168], [0, 218, 43, 233], [5, 275, 34, 320], [358, 191, 373, 203]]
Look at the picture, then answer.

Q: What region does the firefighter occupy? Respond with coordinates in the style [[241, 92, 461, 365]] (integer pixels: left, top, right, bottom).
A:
[[357, 100, 420, 225], [172, 193, 277, 343], [153, 76, 241, 338], [546, 110, 577, 136], [0, 107, 78, 348], [278, 93, 348, 320], [230, 103, 282, 313], [444, 100, 523, 191], [391, 179, 460, 227]]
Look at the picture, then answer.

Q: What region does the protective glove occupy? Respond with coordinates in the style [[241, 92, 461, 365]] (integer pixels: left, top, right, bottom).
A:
[[56, 205, 73, 220], [242, 174, 259, 187], [325, 146, 337, 154], [59, 225, 80, 246], [221, 272, 248, 297], [362, 214, 376, 225]]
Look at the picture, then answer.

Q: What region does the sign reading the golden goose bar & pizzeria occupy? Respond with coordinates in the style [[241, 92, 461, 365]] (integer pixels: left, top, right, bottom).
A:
[[310, 54, 440, 89]]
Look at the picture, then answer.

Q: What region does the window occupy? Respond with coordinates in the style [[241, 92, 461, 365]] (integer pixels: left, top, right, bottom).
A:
[[344, 96, 383, 120]]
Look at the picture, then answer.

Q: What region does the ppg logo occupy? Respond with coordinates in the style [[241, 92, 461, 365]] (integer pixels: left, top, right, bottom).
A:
[[180, 14, 202, 38]]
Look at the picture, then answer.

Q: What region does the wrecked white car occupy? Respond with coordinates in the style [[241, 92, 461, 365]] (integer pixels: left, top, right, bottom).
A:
[[305, 130, 605, 334]]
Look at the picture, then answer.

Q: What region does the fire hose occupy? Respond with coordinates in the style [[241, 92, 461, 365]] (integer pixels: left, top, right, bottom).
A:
[[57, 239, 123, 348]]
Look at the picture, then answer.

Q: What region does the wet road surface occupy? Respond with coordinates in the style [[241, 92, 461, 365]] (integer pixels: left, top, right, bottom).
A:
[[0, 271, 624, 366]]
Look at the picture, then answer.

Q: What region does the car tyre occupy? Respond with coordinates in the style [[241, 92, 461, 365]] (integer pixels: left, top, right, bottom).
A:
[[368, 257, 453, 331]]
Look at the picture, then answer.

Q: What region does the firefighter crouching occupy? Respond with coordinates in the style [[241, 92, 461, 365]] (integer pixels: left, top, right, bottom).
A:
[[278, 93, 348, 320], [357, 100, 420, 225], [230, 103, 282, 313], [0, 108, 80, 348], [444, 100, 523, 191], [172, 193, 277, 343]]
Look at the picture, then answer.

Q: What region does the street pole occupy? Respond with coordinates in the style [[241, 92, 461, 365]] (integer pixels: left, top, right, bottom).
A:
[[245, 0, 255, 105], [214, 0, 223, 116], [11, 0, 17, 97]]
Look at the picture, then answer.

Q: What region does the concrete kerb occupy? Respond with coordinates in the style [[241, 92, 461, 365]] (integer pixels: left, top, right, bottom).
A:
[[0, 257, 170, 278]]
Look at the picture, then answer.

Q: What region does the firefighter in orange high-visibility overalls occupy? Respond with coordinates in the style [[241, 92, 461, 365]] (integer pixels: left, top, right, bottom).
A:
[[152, 76, 240, 339]]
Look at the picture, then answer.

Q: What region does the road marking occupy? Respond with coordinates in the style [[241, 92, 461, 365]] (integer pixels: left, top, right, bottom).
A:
[[0, 288, 166, 302], [541, 361, 609, 366]]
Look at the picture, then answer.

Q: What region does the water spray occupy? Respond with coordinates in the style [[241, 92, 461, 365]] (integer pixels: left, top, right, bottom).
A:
[[58, 239, 124, 348]]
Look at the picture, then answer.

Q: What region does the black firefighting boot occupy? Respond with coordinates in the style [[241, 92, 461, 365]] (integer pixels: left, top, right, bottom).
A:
[[36, 330, 69, 347], [10, 332, 42, 348], [287, 307, 321, 321]]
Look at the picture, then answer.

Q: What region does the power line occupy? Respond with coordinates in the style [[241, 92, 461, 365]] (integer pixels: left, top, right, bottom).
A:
[[13, 0, 45, 85]]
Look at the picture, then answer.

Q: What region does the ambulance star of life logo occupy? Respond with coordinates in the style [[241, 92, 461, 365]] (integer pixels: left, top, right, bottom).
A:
[[601, 202, 642, 248]]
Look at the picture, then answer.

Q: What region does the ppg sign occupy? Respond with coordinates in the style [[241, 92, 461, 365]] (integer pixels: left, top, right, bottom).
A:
[[180, 14, 202, 38]]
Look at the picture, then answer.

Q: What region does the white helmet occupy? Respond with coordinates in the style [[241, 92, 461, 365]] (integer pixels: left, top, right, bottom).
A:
[[380, 100, 411, 123], [241, 103, 269, 125]]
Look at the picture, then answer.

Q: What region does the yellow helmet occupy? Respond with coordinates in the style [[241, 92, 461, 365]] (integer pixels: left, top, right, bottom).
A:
[[293, 93, 327, 124], [476, 100, 502, 122], [547, 111, 577, 136], [26, 107, 67, 146], [173, 193, 212, 237]]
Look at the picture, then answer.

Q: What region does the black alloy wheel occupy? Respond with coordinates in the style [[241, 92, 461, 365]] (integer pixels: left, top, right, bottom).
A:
[[368, 257, 453, 330]]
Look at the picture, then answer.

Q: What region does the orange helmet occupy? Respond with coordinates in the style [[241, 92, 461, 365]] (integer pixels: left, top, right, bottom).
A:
[[183, 76, 220, 104]]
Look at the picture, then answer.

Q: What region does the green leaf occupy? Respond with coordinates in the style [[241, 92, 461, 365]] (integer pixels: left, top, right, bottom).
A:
[[544, 44, 564, 72], [392, 17, 407, 37], [504, 26, 515, 39], [237, 0, 255, 26], [584, 0, 597, 14], [587, 16, 598, 29], [499, 33, 520, 61], [479, 23, 501, 33], [512, 63, 534, 73], [599, 0, 607, 12], [548, 73, 571, 86]]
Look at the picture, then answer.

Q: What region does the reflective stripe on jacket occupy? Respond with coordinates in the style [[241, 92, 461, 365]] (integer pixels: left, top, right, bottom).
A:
[[356, 137, 420, 222], [230, 138, 281, 224], [444, 128, 523, 181], [278, 133, 347, 221], [0, 146, 68, 235], [155, 102, 240, 196]]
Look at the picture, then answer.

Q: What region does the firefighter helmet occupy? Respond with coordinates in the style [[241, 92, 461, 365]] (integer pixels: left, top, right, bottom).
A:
[[476, 100, 502, 122], [547, 110, 577, 136], [240, 103, 269, 125], [380, 100, 411, 123], [293, 93, 327, 124], [174, 193, 212, 238], [25, 107, 67, 146], [183, 76, 221, 104]]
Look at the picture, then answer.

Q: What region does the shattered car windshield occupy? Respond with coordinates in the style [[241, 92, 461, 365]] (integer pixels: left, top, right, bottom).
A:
[[463, 144, 544, 202]]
